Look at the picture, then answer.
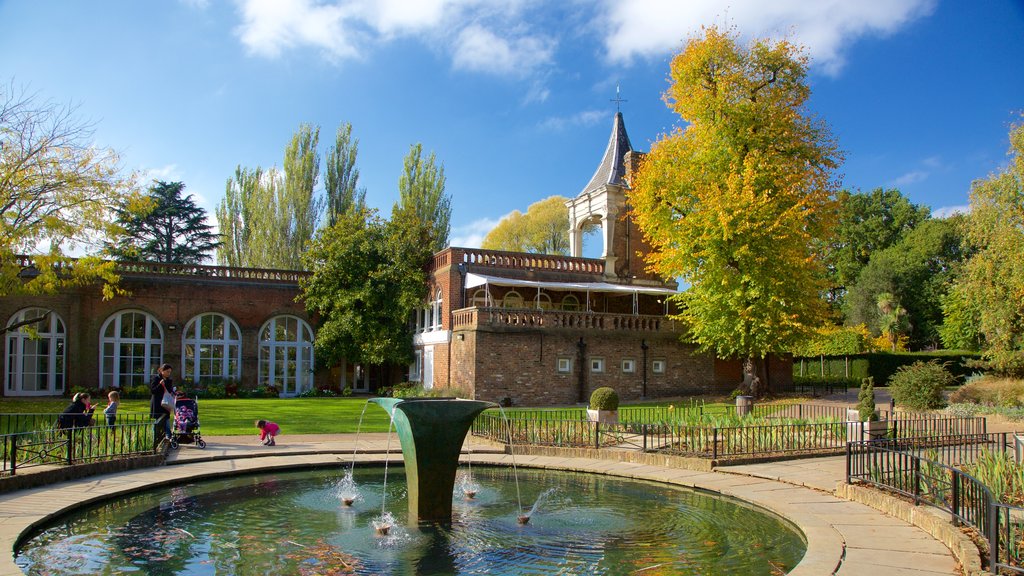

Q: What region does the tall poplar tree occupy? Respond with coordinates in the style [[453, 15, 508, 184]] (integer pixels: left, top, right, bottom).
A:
[[396, 143, 450, 253], [324, 122, 366, 226], [281, 123, 323, 269], [629, 26, 842, 395]]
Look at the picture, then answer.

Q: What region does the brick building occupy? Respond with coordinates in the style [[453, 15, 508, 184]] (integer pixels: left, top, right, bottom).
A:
[[2, 112, 791, 403], [411, 113, 792, 406]]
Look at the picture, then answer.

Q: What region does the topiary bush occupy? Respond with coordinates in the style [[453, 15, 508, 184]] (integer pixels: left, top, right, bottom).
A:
[[858, 377, 878, 422], [589, 387, 619, 411], [889, 360, 954, 410]]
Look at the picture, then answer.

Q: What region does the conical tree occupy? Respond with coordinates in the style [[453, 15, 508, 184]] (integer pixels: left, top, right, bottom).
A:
[[109, 180, 220, 264]]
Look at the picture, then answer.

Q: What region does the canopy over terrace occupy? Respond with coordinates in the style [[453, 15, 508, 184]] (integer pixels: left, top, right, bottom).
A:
[[464, 272, 677, 315]]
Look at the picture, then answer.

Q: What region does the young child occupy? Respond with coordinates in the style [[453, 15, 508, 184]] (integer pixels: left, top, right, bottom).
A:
[[104, 390, 120, 426], [256, 419, 280, 446]]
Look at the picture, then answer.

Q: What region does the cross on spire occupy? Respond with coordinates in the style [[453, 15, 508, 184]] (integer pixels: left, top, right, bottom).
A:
[[610, 84, 627, 112]]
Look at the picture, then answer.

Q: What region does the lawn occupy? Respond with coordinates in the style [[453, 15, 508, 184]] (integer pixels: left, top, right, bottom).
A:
[[0, 397, 395, 436]]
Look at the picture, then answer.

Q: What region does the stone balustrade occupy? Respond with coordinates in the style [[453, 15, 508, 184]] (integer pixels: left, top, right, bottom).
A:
[[439, 247, 604, 274], [13, 255, 309, 285]]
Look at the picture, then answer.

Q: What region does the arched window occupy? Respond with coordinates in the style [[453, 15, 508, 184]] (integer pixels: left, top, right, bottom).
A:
[[5, 308, 66, 396], [99, 310, 163, 389], [470, 288, 489, 308], [536, 292, 553, 310], [259, 315, 314, 397], [182, 313, 241, 385], [502, 290, 524, 309], [561, 294, 580, 311]]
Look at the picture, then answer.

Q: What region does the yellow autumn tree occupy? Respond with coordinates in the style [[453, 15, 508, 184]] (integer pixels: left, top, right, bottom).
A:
[[629, 26, 842, 395]]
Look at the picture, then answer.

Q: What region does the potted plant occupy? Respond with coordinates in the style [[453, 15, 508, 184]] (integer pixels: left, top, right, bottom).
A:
[[849, 377, 887, 442], [586, 387, 619, 425]]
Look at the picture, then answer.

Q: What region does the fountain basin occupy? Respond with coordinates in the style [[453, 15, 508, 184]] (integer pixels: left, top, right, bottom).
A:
[[15, 466, 807, 575]]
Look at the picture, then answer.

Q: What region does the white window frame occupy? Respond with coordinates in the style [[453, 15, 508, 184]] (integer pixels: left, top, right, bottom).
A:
[[410, 350, 423, 382], [5, 308, 66, 396], [98, 310, 163, 390], [590, 357, 605, 373], [258, 315, 314, 397], [621, 359, 636, 373], [652, 359, 666, 374], [557, 357, 573, 374], [432, 289, 443, 330], [182, 313, 242, 385]]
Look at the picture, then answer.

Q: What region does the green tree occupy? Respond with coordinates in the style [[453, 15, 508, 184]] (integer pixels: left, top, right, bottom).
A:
[[938, 287, 983, 351], [324, 122, 366, 226], [844, 217, 966, 348], [953, 120, 1024, 375], [481, 195, 572, 254], [1, 81, 141, 299], [396, 143, 450, 253], [108, 181, 220, 264], [827, 188, 930, 305], [216, 165, 269, 268], [300, 208, 433, 368], [628, 26, 842, 395], [281, 123, 323, 269]]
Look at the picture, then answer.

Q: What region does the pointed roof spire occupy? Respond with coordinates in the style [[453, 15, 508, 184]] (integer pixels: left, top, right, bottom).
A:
[[577, 111, 633, 198]]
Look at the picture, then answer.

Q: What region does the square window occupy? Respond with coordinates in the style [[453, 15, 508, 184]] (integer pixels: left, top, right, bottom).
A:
[[557, 357, 572, 373], [652, 359, 666, 374], [590, 358, 605, 373], [621, 359, 635, 373]]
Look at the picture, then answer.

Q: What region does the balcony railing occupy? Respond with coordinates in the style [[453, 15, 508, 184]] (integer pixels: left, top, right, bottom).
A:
[[451, 307, 681, 333]]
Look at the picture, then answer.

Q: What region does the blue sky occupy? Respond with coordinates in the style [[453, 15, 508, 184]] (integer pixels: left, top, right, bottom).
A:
[[2, 0, 1022, 252]]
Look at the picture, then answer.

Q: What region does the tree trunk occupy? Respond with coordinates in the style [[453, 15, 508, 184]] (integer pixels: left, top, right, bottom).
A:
[[743, 355, 768, 398]]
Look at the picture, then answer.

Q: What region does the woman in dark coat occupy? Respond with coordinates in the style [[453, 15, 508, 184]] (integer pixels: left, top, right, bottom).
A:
[[58, 393, 93, 429], [150, 364, 174, 440]]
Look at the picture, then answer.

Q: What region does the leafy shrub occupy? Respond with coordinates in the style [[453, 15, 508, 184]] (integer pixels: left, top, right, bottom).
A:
[[858, 377, 878, 421], [589, 387, 619, 411], [948, 376, 1024, 407], [888, 360, 954, 410]]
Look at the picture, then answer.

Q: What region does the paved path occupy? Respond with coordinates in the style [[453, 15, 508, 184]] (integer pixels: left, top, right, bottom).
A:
[[0, 434, 961, 576]]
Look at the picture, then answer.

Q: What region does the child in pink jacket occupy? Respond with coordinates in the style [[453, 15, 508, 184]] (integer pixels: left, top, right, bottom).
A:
[[256, 419, 280, 446]]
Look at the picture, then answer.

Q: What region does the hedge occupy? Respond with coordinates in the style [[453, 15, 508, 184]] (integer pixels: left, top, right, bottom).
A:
[[793, 351, 983, 386]]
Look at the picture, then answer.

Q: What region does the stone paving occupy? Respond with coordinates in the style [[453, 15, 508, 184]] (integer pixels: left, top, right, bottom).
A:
[[0, 433, 964, 575]]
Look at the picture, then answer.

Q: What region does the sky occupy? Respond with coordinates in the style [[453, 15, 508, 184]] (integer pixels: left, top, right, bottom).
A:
[[2, 0, 1022, 254]]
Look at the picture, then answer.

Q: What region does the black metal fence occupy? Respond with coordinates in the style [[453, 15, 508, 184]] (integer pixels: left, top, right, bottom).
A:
[[847, 436, 1024, 574], [0, 412, 152, 435], [472, 408, 986, 461], [1, 419, 161, 476]]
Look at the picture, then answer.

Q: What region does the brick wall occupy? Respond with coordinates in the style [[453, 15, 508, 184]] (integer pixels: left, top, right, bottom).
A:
[[1, 275, 327, 395]]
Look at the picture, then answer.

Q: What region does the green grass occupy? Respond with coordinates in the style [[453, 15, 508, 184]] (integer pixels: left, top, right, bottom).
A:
[[0, 397, 394, 436]]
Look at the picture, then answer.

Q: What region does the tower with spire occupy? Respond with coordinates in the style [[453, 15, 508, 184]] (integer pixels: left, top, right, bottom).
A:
[[566, 111, 662, 284]]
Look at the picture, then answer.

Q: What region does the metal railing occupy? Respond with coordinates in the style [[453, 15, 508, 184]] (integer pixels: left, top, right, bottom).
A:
[[0, 412, 151, 435], [472, 409, 986, 461], [2, 419, 161, 476], [847, 435, 1024, 574]]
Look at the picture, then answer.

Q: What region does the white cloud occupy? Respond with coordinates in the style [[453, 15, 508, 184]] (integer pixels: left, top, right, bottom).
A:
[[451, 24, 555, 77], [235, 0, 361, 61], [449, 216, 503, 248], [598, 0, 936, 75], [140, 164, 181, 182], [889, 169, 928, 187], [179, 0, 209, 9], [538, 109, 605, 131], [932, 204, 969, 219]]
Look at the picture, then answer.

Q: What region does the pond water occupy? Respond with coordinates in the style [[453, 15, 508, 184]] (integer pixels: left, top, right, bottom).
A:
[[16, 466, 805, 575]]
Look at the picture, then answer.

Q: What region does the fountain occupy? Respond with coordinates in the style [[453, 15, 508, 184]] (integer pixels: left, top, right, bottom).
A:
[[368, 397, 497, 524]]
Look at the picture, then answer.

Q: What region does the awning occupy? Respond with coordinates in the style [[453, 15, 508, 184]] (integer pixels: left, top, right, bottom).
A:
[[464, 273, 677, 295]]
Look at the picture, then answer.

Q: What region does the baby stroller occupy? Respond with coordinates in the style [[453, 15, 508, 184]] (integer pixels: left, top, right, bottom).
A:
[[169, 395, 206, 449]]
